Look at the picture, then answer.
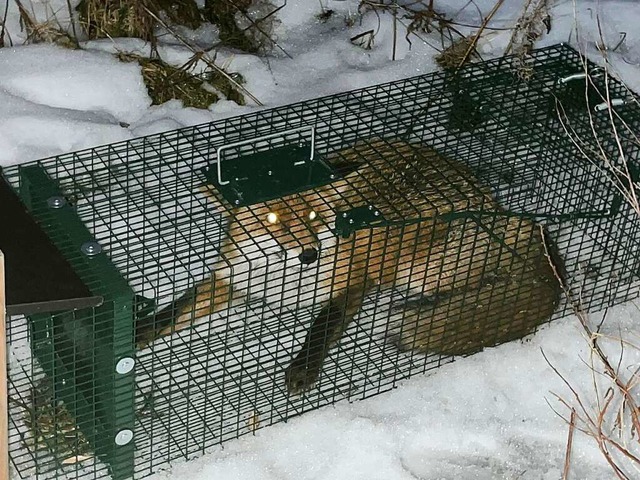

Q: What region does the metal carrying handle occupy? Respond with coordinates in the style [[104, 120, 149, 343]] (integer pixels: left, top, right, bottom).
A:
[[557, 71, 596, 84], [557, 69, 626, 113], [216, 125, 316, 186]]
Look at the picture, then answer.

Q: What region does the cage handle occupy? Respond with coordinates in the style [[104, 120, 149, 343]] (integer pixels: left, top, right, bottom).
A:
[[216, 125, 316, 186], [557, 68, 603, 85], [557, 69, 627, 112]]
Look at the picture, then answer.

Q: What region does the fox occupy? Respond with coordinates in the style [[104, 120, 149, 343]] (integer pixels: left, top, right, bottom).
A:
[[136, 138, 562, 394]]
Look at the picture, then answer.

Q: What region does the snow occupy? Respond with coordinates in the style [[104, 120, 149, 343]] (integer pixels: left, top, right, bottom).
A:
[[0, 45, 150, 120], [0, 44, 149, 165], [149, 309, 639, 480], [2, 0, 640, 479]]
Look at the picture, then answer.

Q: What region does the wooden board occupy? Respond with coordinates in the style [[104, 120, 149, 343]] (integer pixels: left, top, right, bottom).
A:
[[0, 251, 9, 480], [0, 176, 102, 314]]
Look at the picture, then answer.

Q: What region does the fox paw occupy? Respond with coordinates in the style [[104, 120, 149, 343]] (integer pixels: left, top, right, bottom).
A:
[[285, 360, 320, 395], [135, 328, 158, 350]]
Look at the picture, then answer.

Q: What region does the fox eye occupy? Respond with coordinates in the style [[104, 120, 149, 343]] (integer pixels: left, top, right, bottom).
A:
[[308, 210, 317, 221], [266, 212, 279, 224]]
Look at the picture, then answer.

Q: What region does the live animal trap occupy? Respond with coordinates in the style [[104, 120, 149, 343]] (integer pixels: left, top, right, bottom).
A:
[[2, 44, 640, 480]]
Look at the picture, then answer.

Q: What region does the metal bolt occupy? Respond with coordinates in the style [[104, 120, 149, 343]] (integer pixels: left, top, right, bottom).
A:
[[374, 211, 380, 216], [61, 379, 66, 386], [349, 219, 354, 224], [268, 170, 273, 176], [342, 212, 348, 218], [368, 205, 373, 210], [234, 199, 241, 205], [330, 174, 336, 179], [81, 241, 102, 256], [47, 196, 66, 209], [114, 429, 134, 446], [116, 357, 135, 375]]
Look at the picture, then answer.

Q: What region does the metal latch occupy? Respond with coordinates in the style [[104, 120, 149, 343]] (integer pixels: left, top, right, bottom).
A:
[[334, 205, 387, 239]]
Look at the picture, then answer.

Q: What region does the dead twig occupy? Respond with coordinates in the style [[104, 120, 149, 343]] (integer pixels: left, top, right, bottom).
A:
[[0, 0, 10, 47], [563, 408, 576, 479], [505, 0, 550, 80], [14, 0, 78, 48], [142, 5, 263, 106], [540, 225, 640, 479], [65, 0, 79, 44], [392, 7, 397, 61], [455, 0, 505, 71], [356, 0, 467, 58]]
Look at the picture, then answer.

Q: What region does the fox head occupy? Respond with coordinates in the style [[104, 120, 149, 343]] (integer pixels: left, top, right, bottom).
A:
[[226, 191, 339, 267], [200, 182, 345, 270]]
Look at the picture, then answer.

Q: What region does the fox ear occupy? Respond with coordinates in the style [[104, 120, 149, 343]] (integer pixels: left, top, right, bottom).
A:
[[318, 176, 350, 208]]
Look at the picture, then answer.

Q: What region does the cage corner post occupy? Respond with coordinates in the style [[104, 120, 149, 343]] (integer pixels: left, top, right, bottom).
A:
[[17, 165, 138, 480], [0, 250, 8, 480]]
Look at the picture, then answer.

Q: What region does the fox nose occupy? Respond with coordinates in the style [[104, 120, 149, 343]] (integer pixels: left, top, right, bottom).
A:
[[298, 247, 319, 265]]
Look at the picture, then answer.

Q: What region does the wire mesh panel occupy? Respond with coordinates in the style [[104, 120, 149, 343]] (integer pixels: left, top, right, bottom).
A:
[[3, 44, 640, 480]]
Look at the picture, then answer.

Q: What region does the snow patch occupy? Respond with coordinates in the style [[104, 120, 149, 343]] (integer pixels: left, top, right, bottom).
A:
[[0, 44, 151, 122]]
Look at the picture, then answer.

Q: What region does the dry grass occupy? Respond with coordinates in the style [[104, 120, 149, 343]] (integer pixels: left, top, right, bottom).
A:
[[76, 0, 155, 41], [118, 52, 234, 108], [563, 408, 577, 479], [76, 0, 201, 41], [140, 7, 262, 106], [542, 311, 640, 479], [1, 0, 10, 47], [4, 1, 257, 107], [14, 0, 78, 48], [435, 35, 476, 70], [10, 377, 92, 466], [505, 0, 551, 80], [207, 69, 246, 106], [4, 0, 275, 52], [203, 0, 283, 54], [355, 0, 511, 71], [357, 0, 468, 63], [4, 0, 257, 108]]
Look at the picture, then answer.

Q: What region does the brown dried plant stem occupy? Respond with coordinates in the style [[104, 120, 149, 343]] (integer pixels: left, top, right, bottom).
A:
[[562, 408, 576, 480], [392, 7, 397, 61], [540, 227, 640, 479], [65, 0, 78, 43], [504, 0, 534, 55], [141, 5, 263, 107], [455, 0, 505, 71], [0, 0, 9, 47], [227, 0, 291, 58], [555, 14, 640, 217]]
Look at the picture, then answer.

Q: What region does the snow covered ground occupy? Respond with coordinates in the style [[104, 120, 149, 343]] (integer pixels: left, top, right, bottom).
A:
[[149, 307, 640, 480], [2, 0, 640, 479]]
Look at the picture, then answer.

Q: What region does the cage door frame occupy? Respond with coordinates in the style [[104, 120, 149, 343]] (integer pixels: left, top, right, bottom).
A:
[[0, 250, 8, 480]]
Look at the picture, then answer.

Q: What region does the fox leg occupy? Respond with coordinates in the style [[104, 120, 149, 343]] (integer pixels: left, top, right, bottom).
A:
[[285, 283, 371, 394], [136, 274, 235, 347]]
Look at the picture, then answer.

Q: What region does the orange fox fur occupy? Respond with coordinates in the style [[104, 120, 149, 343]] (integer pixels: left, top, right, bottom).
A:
[[138, 139, 561, 394]]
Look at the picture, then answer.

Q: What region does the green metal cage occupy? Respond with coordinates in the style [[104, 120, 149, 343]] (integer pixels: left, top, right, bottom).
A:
[[3, 43, 640, 480]]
